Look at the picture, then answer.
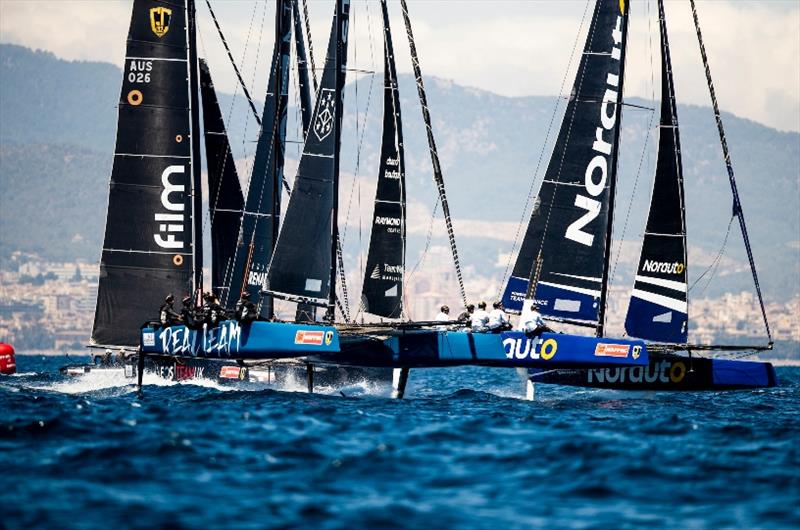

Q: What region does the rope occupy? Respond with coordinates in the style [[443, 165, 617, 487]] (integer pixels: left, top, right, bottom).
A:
[[204, 0, 262, 125], [689, 0, 772, 344], [399, 0, 466, 308], [301, 0, 318, 91]]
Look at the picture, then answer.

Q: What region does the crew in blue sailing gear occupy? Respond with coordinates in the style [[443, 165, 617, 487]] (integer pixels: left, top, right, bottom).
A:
[[518, 301, 552, 336], [180, 295, 201, 329], [471, 302, 490, 332], [487, 301, 511, 332], [235, 291, 257, 323], [159, 294, 181, 327]]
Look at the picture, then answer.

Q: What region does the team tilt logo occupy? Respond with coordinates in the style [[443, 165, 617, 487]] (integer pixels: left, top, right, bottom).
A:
[[149, 7, 172, 38]]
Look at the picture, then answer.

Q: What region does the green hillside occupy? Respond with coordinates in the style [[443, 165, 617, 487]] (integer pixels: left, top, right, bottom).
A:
[[1, 43, 797, 301]]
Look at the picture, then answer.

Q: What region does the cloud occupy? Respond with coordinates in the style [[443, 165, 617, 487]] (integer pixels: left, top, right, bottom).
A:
[[1, 0, 798, 131]]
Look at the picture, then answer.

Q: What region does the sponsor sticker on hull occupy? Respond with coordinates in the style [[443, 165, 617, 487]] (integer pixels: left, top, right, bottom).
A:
[[220, 366, 242, 379], [594, 343, 630, 358], [295, 330, 324, 346]]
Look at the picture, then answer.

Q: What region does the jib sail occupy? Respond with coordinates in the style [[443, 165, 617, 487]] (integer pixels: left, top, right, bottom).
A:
[[92, 0, 194, 347], [624, 0, 688, 343], [199, 59, 244, 304], [501, 0, 629, 324], [266, 1, 350, 304], [360, 0, 406, 319], [223, 0, 292, 317]]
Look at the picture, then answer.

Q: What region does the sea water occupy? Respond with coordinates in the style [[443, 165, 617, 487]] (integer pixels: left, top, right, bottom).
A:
[[1, 356, 798, 529]]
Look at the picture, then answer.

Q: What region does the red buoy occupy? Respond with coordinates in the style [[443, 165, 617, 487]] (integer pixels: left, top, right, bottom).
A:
[[0, 343, 16, 375]]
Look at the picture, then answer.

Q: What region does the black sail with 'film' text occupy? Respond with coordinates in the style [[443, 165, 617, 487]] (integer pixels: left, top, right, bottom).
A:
[[92, 0, 194, 347]]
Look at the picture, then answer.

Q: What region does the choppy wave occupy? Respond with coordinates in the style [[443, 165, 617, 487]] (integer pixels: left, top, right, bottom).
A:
[[1, 356, 798, 529]]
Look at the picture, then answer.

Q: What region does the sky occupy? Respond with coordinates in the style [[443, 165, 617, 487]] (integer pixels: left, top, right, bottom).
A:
[[0, 0, 798, 133]]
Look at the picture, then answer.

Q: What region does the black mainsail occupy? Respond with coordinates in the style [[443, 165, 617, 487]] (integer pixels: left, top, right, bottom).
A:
[[92, 0, 195, 347], [501, 0, 629, 327], [266, 1, 350, 306], [223, 0, 292, 317], [199, 59, 244, 302], [624, 0, 688, 343], [360, 0, 406, 319]]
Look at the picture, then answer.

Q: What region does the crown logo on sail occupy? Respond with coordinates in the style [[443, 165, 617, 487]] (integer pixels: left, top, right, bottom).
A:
[[314, 88, 335, 141], [150, 7, 172, 38]]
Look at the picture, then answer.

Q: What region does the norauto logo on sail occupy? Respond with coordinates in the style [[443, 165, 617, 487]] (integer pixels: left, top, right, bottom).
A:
[[642, 260, 684, 275], [564, 13, 624, 248]]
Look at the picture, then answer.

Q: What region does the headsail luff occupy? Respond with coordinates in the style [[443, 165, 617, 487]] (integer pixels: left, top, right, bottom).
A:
[[266, 1, 351, 305], [223, 0, 292, 317], [199, 59, 244, 303], [501, 0, 629, 324], [92, 0, 194, 347], [624, 0, 688, 343], [360, 0, 406, 319], [292, 0, 314, 137]]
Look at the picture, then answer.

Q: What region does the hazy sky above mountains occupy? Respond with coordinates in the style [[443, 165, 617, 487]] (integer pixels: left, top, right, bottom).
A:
[[1, 0, 798, 132]]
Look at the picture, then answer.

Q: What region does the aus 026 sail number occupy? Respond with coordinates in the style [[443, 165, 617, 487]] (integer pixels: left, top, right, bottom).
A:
[[503, 336, 557, 362], [127, 60, 152, 84]]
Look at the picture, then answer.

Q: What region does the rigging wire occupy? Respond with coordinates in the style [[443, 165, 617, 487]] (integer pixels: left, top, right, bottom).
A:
[[301, 0, 318, 90], [494, 0, 593, 301], [688, 215, 734, 297], [399, 0, 466, 309], [204, 0, 263, 126], [689, 0, 772, 345]]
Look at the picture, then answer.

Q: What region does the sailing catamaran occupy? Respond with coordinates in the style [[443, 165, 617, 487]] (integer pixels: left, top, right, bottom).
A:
[[502, 0, 776, 390], [64, 0, 651, 396]]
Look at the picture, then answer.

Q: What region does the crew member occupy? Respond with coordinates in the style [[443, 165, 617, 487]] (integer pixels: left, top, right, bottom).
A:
[[435, 305, 451, 321], [159, 294, 181, 327], [235, 291, 257, 323], [180, 295, 200, 329], [487, 301, 511, 332], [471, 301, 490, 332], [203, 292, 225, 326], [517, 301, 552, 336], [457, 304, 475, 324]]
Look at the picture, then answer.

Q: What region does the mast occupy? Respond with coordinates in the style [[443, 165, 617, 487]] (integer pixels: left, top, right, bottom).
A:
[[596, 0, 630, 338], [327, 0, 349, 321], [399, 0, 467, 309], [689, 0, 773, 345], [187, 0, 203, 298]]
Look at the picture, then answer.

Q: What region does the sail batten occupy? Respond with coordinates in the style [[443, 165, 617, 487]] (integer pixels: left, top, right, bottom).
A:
[[624, 0, 689, 343], [92, 0, 194, 347], [501, 0, 629, 323]]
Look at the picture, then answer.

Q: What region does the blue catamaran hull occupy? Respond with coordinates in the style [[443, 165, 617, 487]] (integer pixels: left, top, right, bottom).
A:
[[139, 321, 649, 370], [528, 352, 777, 390]]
